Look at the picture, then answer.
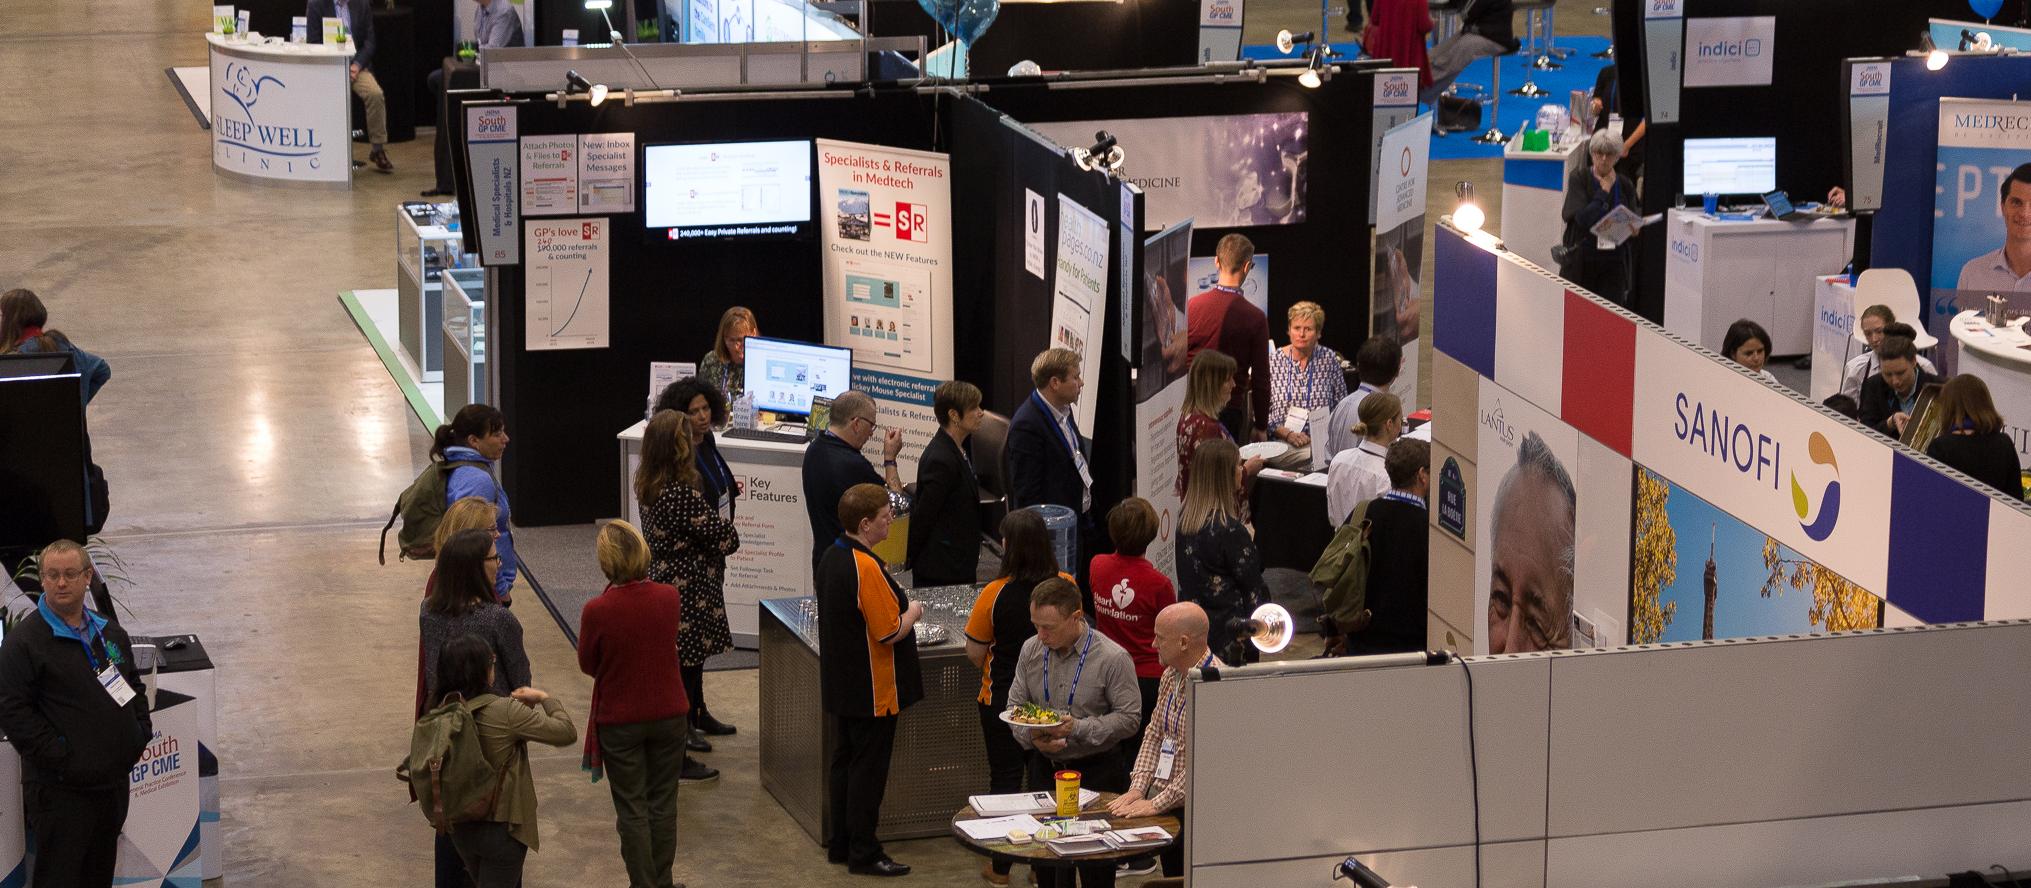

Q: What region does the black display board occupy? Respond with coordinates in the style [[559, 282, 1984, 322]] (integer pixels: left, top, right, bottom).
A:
[[865, 0, 1197, 76], [0, 354, 88, 557], [1610, 0, 1974, 320]]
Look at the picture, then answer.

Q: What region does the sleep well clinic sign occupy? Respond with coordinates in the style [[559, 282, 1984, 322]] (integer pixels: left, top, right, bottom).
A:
[[210, 48, 351, 184]]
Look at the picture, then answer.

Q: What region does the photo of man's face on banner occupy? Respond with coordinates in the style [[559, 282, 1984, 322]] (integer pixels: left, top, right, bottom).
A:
[[1930, 99, 2031, 373]]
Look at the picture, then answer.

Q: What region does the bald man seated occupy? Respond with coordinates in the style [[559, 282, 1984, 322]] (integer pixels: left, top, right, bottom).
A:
[[1105, 602, 1223, 878]]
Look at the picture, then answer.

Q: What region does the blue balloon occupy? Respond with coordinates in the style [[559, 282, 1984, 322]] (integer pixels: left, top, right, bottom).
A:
[[914, 0, 961, 36], [1970, 0, 2004, 20], [952, 0, 999, 46]]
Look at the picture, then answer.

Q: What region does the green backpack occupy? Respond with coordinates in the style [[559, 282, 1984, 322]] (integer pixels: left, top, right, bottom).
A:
[[379, 460, 488, 565], [1309, 498, 1376, 641], [397, 694, 510, 832]]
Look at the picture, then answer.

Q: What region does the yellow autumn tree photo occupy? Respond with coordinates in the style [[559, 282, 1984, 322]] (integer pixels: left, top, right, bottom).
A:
[[1759, 537, 1882, 632], [1629, 468, 1679, 644]]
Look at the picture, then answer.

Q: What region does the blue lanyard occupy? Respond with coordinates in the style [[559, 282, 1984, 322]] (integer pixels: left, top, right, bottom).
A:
[[696, 440, 729, 495], [1043, 629, 1095, 707], [1030, 391, 1081, 463], [1161, 653, 1214, 735], [1381, 490, 1426, 509], [72, 621, 109, 672]]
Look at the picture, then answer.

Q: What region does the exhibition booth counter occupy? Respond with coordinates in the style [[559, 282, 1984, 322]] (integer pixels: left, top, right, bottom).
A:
[[1948, 310, 2031, 478], [1663, 208, 1855, 357], [758, 590, 988, 845], [207, 33, 355, 188], [1500, 134, 1583, 272]]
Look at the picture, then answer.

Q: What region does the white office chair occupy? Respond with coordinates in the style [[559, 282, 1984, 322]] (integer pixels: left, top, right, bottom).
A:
[[1852, 268, 1940, 351]]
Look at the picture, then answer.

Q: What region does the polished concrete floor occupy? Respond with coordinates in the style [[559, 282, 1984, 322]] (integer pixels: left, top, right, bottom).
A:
[[0, 0, 1601, 883]]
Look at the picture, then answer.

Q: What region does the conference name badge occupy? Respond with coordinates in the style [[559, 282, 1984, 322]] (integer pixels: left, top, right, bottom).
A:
[[98, 663, 136, 707], [1155, 737, 1177, 780]]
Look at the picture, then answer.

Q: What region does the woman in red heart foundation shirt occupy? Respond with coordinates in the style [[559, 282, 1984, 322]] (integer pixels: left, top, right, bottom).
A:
[[1088, 497, 1177, 766]]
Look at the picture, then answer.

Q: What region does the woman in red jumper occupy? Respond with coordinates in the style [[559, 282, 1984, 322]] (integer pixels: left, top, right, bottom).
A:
[[578, 520, 690, 888], [1363, 0, 1433, 92]]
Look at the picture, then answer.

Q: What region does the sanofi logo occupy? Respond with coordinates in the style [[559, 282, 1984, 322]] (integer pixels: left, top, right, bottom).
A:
[[1697, 38, 1763, 58], [1790, 432, 1841, 541]]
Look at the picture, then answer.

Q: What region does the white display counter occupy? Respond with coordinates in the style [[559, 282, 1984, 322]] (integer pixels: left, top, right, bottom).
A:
[[1499, 134, 1583, 271], [207, 32, 354, 187], [1662, 208, 1855, 357], [1810, 274, 1862, 401], [1948, 310, 2031, 470], [619, 422, 815, 647]]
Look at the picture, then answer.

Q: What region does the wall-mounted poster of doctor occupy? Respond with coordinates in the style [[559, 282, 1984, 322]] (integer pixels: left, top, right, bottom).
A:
[[1931, 97, 2031, 373]]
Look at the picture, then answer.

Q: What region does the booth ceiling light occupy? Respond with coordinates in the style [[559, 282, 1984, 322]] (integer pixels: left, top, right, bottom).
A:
[[1451, 180, 1485, 233], [1240, 602, 1295, 654], [1071, 131, 1126, 174], [1298, 52, 1325, 89], [1959, 28, 1994, 52], [1333, 856, 1394, 888], [586, 0, 625, 43], [1922, 33, 1949, 70], [565, 69, 609, 106], [1276, 29, 1315, 55]]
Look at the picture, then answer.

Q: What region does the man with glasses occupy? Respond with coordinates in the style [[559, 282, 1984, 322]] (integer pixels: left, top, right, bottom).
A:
[[802, 390, 904, 571], [0, 540, 152, 888]]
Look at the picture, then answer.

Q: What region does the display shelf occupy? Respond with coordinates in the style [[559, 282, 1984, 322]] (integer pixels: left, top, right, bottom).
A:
[[441, 268, 487, 420], [397, 202, 475, 383]]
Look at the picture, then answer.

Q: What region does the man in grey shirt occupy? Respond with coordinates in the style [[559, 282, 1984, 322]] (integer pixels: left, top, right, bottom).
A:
[[1956, 163, 2031, 293], [1005, 578, 1141, 888]]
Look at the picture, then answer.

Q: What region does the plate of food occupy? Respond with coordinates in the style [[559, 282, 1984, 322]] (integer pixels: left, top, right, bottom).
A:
[[999, 702, 1064, 730], [1237, 441, 1290, 462]]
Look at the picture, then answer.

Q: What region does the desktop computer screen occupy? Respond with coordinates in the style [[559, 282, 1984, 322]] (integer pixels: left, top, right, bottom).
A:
[[1683, 137, 1777, 196], [642, 140, 814, 239], [743, 336, 852, 419]]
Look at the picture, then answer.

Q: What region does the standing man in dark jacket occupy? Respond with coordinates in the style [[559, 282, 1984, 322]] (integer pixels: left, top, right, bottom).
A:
[[1346, 439, 1431, 655], [907, 380, 984, 587], [307, 0, 394, 172], [802, 391, 904, 571], [1006, 348, 1101, 597], [0, 540, 152, 888]]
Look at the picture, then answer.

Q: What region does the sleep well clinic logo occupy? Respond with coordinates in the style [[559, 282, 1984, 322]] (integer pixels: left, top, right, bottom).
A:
[[1683, 16, 1776, 87], [211, 54, 346, 182], [1790, 431, 1841, 541]]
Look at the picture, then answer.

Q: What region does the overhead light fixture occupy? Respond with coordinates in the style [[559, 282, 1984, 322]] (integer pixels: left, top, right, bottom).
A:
[[1275, 29, 1314, 55], [1922, 32, 1948, 70], [565, 69, 609, 106], [1451, 180, 1485, 233], [586, 0, 624, 43]]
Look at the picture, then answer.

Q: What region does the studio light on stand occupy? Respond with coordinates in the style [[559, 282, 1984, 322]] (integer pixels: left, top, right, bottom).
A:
[[564, 69, 609, 107], [1449, 180, 1485, 233], [1921, 32, 1949, 70]]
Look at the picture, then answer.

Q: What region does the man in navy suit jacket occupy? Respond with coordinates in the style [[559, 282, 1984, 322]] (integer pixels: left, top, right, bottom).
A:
[[307, 0, 393, 171], [1006, 348, 1099, 599]]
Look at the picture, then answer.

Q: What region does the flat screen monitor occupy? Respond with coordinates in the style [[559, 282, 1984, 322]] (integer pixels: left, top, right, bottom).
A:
[[1683, 137, 1777, 196], [743, 336, 852, 419], [642, 140, 814, 240]]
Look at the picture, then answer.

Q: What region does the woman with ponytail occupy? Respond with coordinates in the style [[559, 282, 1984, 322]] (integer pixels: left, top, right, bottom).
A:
[[1324, 392, 1403, 526], [434, 403, 518, 605]]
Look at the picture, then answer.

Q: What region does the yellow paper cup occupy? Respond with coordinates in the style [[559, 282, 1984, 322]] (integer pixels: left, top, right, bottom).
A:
[[1054, 769, 1081, 817]]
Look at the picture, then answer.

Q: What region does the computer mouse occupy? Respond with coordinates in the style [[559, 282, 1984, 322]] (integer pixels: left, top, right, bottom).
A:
[[164, 638, 187, 651]]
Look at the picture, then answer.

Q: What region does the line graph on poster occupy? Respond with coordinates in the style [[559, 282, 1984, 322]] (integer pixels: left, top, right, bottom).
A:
[[524, 218, 611, 351]]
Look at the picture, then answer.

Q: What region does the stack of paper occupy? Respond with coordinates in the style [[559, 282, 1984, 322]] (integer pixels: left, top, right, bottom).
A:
[[1103, 826, 1173, 849], [954, 814, 1043, 842], [1045, 834, 1115, 857], [968, 790, 1100, 816]]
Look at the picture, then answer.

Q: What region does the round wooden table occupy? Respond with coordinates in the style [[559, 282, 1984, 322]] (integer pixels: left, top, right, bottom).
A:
[[949, 791, 1181, 873]]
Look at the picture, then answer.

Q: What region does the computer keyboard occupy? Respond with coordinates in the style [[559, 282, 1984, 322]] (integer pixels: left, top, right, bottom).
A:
[[723, 426, 809, 443]]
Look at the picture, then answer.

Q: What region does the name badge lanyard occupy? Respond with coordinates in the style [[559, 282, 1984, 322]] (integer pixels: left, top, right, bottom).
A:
[[1030, 391, 1084, 464], [70, 620, 110, 672], [1044, 629, 1096, 707], [1161, 653, 1215, 736], [698, 445, 732, 505]]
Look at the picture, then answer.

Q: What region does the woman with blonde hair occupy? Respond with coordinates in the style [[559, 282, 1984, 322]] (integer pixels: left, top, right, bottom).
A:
[[634, 410, 738, 781], [1175, 439, 1268, 662], [1924, 374, 2024, 500], [578, 519, 693, 888], [1176, 349, 1264, 499], [696, 306, 758, 401], [1268, 301, 1349, 470], [1325, 392, 1403, 525]]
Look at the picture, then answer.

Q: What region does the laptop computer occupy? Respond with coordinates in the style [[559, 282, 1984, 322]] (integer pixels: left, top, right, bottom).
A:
[[1763, 190, 1812, 221]]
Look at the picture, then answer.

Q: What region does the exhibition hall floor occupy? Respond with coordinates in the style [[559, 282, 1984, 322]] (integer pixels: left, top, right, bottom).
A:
[[0, 0, 1598, 882]]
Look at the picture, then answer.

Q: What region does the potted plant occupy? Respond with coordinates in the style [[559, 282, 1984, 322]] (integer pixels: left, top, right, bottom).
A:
[[6, 536, 135, 626]]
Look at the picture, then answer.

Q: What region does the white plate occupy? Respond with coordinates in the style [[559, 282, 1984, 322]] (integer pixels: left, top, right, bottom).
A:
[[1237, 441, 1290, 461], [998, 710, 1064, 730]]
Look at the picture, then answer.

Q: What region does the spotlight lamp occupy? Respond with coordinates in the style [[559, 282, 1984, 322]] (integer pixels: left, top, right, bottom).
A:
[[1073, 131, 1126, 173], [1922, 32, 1948, 70], [1451, 180, 1485, 233], [565, 69, 610, 106], [586, 0, 624, 43], [1276, 29, 1315, 55], [1332, 857, 1397, 888], [1239, 602, 1295, 654], [1298, 53, 1325, 89]]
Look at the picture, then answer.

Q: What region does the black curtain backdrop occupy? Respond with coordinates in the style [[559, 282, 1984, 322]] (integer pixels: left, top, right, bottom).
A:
[[1611, 0, 1982, 319], [863, 0, 1197, 76]]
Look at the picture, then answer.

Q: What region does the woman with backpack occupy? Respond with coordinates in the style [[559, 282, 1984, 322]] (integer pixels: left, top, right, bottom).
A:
[[434, 404, 518, 606], [635, 409, 738, 780], [577, 520, 691, 888], [420, 528, 531, 887], [427, 634, 576, 887]]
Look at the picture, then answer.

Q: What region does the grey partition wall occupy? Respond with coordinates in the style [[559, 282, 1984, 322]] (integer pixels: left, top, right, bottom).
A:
[[1186, 622, 2031, 888]]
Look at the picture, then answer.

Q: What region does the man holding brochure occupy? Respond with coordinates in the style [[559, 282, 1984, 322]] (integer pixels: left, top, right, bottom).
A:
[[1005, 579, 1141, 888], [1106, 602, 1221, 879]]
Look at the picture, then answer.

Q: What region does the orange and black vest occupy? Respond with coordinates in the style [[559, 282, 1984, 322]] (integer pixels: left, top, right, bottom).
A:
[[816, 538, 924, 717]]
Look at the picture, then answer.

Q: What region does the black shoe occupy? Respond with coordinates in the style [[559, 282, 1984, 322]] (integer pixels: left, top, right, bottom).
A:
[[686, 728, 712, 753], [679, 756, 718, 783], [696, 711, 738, 736], [848, 858, 910, 877]]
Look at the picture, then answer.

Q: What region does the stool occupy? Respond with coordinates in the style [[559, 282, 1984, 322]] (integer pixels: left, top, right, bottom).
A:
[[1508, 0, 1553, 97], [1591, 5, 1614, 59], [1470, 46, 1516, 144], [1542, 5, 1575, 61]]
